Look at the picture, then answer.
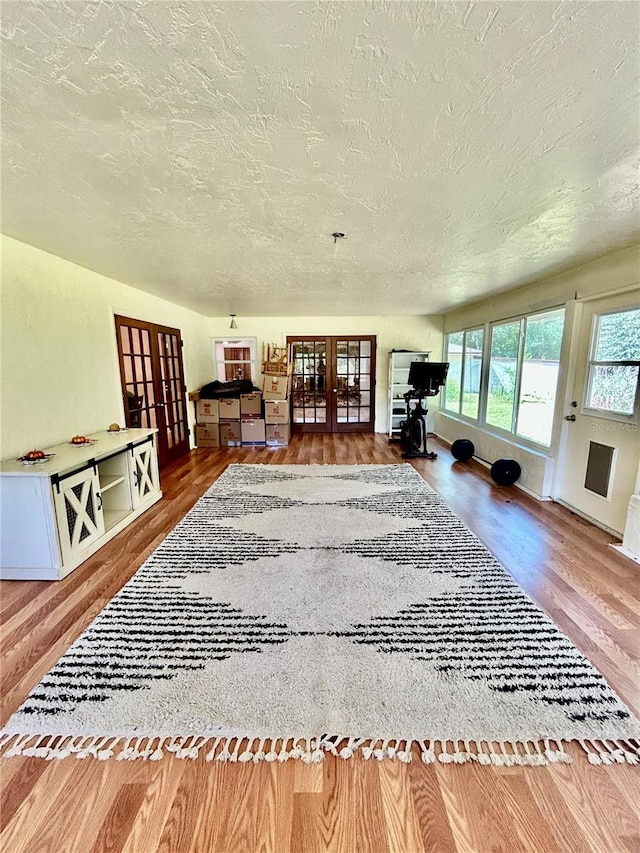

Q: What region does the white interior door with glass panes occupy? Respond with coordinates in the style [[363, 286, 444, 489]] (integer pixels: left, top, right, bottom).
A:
[[557, 295, 640, 535]]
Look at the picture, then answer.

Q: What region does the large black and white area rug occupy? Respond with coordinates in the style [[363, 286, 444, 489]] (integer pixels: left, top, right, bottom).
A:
[[2, 464, 639, 767]]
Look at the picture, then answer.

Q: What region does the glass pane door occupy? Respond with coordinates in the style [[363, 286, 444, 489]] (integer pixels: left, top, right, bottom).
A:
[[118, 323, 157, 430], [158, 330, 189, 455], [288, 336, 376, 433], [335, 338, 372, 427], [290, 338, 329, 431], [115, 315, 190, 468]]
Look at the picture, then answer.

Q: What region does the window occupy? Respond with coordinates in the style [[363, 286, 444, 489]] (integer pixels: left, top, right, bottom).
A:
[[212, 338, 257, 382], [443, 308, 565, 447], [516, 310, 564, 445], [584, 307, 640, 418], [443, 328, 484, 419], [486, 320, 520, 432], [444, 332, 463, 412]]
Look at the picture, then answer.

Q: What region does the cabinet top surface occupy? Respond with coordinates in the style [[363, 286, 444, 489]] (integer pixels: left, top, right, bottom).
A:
[[0, 429, 158, 477]]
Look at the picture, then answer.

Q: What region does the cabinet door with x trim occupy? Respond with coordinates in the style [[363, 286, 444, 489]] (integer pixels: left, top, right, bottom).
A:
[[53, 467, 105, 565], [130, 441, 160, 509]]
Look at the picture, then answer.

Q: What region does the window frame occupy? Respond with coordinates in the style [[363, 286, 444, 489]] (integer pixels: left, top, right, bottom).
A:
[[211, 337, 258, 383], [483, 317, 525, 436], [582, 307, 640, 424], [442, 327, 485, 421], [442, 307, 566, 450]]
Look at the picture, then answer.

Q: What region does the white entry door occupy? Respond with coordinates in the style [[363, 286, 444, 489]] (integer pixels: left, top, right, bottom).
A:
[[557, 293, 640, 535]]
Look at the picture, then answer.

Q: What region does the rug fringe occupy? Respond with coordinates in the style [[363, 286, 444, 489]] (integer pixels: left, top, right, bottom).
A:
[[579, 738, 640, 765], [2, 733, 639, 765]]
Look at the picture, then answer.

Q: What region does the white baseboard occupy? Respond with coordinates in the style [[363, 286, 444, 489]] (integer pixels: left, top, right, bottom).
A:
[[434, 434, 551, 502], [553, 499, 623, 539], [611, 543, 640, 565]]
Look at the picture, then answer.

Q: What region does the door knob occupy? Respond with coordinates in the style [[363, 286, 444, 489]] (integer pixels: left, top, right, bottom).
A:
[[564, 414, 576, 422]]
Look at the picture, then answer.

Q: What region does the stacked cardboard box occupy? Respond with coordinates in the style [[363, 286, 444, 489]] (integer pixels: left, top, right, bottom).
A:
[[218, 398, 240, 419], [195, 399, 220, 448], [219, 420, 241, 446], [191, 393, 242, 448], [240, 392, 262, 417], [195, 424, 220, 448], [220, 418, 242, 447], [265, 402, 290, 445], [191, 378, 286, 449], [265, 422, 290, 446], [240, 391, 265, 445], [217, 397, 242, 446], [262, 341, 292, 409], [262, 373, 290, 401]]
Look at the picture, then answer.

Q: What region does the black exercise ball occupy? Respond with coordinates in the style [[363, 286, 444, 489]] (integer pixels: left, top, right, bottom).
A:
[[451, 439, 475, 462], [490, 458, 521, 486]]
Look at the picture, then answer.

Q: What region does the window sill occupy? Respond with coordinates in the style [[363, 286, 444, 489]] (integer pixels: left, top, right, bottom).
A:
[[580, 407, 638, 426]]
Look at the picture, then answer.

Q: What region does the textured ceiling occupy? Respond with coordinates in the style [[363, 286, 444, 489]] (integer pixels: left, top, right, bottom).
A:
[[1, 1, 639, 317]]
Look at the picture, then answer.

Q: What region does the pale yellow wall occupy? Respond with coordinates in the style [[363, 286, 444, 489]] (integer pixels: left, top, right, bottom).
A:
[[0, 235, 212, 460], [441, 245, 640, 332], [1, 234, 443, 455], [207, 315, 444, 433]]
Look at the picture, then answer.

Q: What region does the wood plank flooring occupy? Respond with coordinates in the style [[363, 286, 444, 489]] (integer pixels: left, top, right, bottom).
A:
[[1, 434, 638, 853]]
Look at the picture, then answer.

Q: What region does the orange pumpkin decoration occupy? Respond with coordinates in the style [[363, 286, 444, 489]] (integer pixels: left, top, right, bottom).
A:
[[25, 449, 46, 460]]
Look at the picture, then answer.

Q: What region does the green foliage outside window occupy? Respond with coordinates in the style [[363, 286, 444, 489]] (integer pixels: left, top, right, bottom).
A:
[[587, 308, 640, 416], [595, 309, 640, 361], [444, 309, 566, 446]]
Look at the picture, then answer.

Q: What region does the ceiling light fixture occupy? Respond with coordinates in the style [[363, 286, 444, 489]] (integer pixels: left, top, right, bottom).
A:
[[332, 232, 346, 243], [229, 314, 238, 329]]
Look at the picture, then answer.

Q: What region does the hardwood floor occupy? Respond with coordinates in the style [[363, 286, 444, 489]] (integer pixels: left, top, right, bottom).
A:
[[1, 434, 638, 853]]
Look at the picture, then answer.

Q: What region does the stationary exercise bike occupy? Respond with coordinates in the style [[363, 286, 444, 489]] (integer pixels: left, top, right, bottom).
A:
[[400, 362, 449, 460], [400, 391, 432, 458]]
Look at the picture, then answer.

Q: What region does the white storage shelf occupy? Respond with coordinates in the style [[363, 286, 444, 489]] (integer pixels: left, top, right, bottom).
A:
[[388, 351, 431, 439], [0, 428, 162, 581]]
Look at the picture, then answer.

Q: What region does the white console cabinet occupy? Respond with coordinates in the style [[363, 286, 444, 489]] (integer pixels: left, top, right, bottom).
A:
[[0, 429, 161, 580]]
